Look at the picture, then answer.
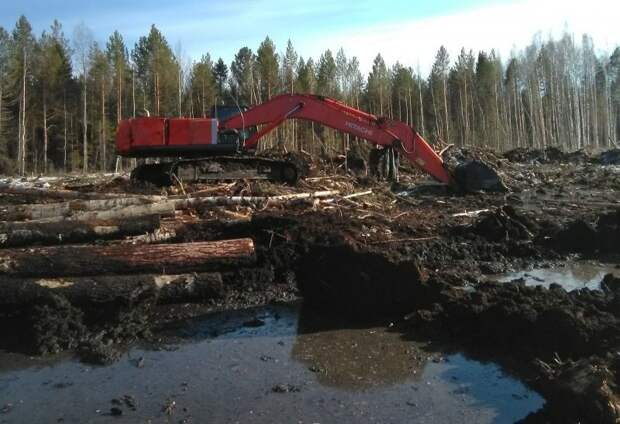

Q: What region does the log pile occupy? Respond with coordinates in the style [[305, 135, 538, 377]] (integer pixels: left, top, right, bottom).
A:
[[0, 176, 372, 308]]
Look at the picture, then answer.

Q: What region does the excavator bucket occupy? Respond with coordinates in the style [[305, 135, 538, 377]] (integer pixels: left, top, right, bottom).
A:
[[453, 160, 507, 192]]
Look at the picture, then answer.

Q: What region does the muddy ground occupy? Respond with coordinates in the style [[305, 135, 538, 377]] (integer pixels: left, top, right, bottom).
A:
[[1, 147, 620, 423]]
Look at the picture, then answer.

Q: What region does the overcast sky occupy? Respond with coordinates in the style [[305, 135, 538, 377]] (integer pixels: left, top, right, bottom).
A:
[[1, 0, 618, 73]]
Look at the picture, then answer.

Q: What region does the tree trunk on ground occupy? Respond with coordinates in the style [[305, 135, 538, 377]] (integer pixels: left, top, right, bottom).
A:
[[0, 184, 144, 201], [0, 215, 160, 247], [171, 190, 339, 208], [55, 201, 175, 222], [0, 197, 159, 221], [0, 272, 224, 308], [0, 238, 255, 278]]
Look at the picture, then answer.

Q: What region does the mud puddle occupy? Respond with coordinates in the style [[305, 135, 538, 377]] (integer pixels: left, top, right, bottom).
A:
[[0, 303, 544, 423], [493, 260, 620, 291]]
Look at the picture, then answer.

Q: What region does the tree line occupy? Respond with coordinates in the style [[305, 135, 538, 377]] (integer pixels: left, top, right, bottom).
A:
[[0, 15, 619, 175]]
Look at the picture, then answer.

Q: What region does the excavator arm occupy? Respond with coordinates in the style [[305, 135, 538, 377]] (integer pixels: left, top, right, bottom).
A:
[[220, 94, 453, 184]]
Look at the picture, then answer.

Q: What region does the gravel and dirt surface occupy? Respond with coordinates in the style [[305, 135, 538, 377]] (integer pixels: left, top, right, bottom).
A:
[[0, 147, 619, 423]]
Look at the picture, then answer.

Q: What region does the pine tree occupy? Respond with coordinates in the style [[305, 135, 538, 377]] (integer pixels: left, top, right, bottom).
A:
[[295, 57, 316, 93], [347, 56, 364, 108], [72, 22, 93, 172], [131, 25, 177, 116], [230, 47, 256, 105], [0, 27, 10, 171], [316, 50, 337, 98], [279, 40, 298, 149], [106, 31, 128, 124], [391, 63, 414, 124], [256, 37, 278, 101], [213, 58, 228, 103], [429, 46, 450, 143], [7, 16, 36, 175], [281, 40, 298, 94], [89, 43, 110, 170], [609, 48, 620, 142], [189, 54, 216, 117], [367, 53, 390, 116], [335, 48, 347, 98], [475, 51, 492, 145], [36, 20, 72, 173]]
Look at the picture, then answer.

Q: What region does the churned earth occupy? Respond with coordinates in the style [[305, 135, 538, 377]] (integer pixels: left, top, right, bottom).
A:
[[0, 146, 619, 423]]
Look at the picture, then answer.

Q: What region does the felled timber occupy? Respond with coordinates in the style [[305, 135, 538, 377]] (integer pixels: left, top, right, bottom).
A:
[[0, 238, 255, 278]]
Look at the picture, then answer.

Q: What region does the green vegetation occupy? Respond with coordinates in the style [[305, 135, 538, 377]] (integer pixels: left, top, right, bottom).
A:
[[0, 16, 618, 175]]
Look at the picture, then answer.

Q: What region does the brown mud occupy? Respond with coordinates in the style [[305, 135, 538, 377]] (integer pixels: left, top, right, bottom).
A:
[[1, 148, 620, 422]]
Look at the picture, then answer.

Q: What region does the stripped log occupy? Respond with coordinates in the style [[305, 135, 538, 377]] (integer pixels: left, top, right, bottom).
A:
[[59, 201, 176, 222], [0, 272, 224, 308], [0, 184, 131, 200], [0, 216, 160, 248], [0, 238, 255, 278], [0, 196, 160, 221], [1, 190, 338, 222], [172, 190, 340, 208]]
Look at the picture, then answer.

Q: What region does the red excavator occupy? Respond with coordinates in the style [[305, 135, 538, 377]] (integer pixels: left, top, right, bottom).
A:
[[116, 93, 500, 190]]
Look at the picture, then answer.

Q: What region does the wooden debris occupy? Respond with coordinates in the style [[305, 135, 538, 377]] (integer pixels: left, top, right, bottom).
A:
[[342, 190, 373, 200], [452, 209, 491, 218], [172, 190, 339, 208], [323, 190, 372, 205], [0, 216, 160, 247], [0, 183, 129, 200], [369, 236, 439, 244], [0, 197, 160, 221], [0, 238, 255, 278], [0, 272, 224, 307], [60, 201, 176, 222]]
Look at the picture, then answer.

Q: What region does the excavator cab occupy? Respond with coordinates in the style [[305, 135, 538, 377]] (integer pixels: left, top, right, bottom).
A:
[[211, 105, 257, 149]]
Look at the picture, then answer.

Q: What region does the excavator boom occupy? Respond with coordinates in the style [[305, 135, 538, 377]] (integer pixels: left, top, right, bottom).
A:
[[220, 94, 452, 184]]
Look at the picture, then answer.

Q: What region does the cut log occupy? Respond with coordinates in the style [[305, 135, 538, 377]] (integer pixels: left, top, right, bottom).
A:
[[0, 272, 224, 308], [0, 216, 160, 248], [1, 190, 341, 223], [172, 190, 340, 208], [0, 184, 130, 200], [60, 201, 176, 222], [0, 197, 160, 221], [0, 238, 255, 278]]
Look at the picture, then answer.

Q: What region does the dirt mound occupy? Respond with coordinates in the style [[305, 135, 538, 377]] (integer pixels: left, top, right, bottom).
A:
[[504, 147, 590, 164], [599, 149, 620, 165], [28, 293, 87, 355], [470, 206, 539, 242], [296, 245, 429, 315], [403, 275, 620, 423], [453, 160, 508, 192], [549, 209, 620, 254]]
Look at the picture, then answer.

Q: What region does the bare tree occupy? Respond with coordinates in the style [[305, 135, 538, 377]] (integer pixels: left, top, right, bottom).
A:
[[72, 22, 93, 173]]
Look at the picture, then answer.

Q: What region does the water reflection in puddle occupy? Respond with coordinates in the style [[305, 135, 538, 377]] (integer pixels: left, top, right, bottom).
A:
[[0, 304, 544, 423], [494, 261, 620, 291]]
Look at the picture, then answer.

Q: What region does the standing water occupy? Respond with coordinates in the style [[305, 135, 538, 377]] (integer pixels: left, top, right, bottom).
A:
[[494, 261, 620, 291], [0, 303, 544, 423]]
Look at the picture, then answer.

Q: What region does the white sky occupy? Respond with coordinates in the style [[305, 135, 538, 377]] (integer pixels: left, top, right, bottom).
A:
[[296, 0, 620, 74], [2, 0, 617, 75]]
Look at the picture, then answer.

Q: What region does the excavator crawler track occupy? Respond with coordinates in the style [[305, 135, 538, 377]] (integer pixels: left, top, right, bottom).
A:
[[130, 155, 306, 187]]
